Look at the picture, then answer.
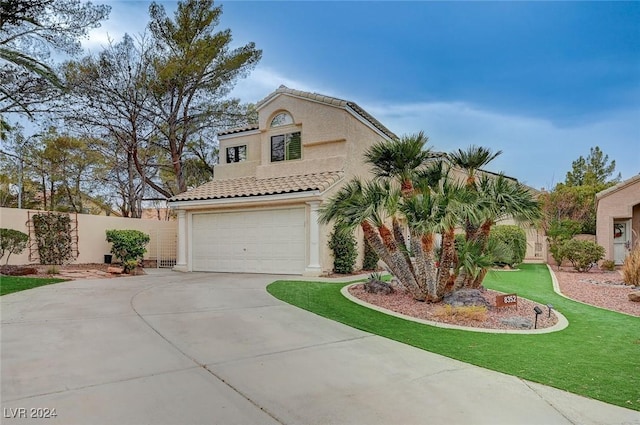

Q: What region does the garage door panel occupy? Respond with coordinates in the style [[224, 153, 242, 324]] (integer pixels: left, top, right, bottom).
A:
[[192, 208, 306, 274]]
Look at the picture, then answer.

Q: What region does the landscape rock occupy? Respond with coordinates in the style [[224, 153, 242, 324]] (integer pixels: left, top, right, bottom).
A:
[[107, 266, 124, 274], [500, 317, 532, 329], [0, 265, 38, 276], [628, 291, 640, 302], [363, 279, 394, 295], [442, 289, 491, 308]]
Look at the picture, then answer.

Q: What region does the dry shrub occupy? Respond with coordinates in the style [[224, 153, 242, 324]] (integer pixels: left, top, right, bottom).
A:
[[433, 304, 488, 322], [622, 246, 640, 286]]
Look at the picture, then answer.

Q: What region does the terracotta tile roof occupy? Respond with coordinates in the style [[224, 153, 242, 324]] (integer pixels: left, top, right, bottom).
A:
[[169, 171, 344, 202], [217, 124, 259, 137]]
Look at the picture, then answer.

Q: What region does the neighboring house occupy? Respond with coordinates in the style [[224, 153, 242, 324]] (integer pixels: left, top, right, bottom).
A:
[[168, 85, 541, 275], [595, 174, 640, 265]]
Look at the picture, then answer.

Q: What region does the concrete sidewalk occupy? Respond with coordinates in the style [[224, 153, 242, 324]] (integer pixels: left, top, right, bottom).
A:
[[1, 271, 638, 425]]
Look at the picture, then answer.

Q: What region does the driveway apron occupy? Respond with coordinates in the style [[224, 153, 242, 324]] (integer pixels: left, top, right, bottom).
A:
[[1, 271, 638, 425]]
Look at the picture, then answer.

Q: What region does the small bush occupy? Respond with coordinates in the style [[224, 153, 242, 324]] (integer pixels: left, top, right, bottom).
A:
[[362, 238, 379, 270], [328, 225, 357, 274], [600, 259, 616, 272], [622, 246, 640, 286], [489, 225, 527, 267], [105, 230, 150, 273], [559, 239, 605, 272], [547, 219, 582, 268], [433, 305, 488, 322], [0, 228, 28, 265]]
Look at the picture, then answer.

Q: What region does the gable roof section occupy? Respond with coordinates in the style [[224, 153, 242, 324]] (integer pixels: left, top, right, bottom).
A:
[[169, 171, 343, 202], [595, 174, 640, 201], [221, 85, 397, 140]]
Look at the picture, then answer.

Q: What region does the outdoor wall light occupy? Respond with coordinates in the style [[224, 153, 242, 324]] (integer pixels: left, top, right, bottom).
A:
[[547, 304, 553, 318], [533, 306, 543, 329]]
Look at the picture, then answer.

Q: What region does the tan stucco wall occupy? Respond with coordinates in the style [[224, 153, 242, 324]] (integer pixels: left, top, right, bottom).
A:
[[596, 177, 640, 262], [0, 207, 176, 265], [189, 93, 392, 274]]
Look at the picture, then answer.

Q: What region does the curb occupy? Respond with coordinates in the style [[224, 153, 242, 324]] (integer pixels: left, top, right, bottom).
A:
[[340, 283, 569, 335]]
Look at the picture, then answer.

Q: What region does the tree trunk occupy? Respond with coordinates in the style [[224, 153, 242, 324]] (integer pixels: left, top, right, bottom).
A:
[[374, 222, 424, 301], [437, 227, 457, 296], [392, 216, 413, 273], [470, 220, 494, 288]]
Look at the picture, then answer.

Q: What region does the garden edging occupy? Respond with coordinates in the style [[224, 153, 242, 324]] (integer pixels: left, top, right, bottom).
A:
[[340, 283, 569, 334]]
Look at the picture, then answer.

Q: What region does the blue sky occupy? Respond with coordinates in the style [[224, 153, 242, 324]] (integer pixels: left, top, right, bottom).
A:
[[83, 1, 639, 190]]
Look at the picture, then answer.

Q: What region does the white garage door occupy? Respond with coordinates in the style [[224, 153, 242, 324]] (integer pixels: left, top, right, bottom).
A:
[[191, 207, 306, 274]]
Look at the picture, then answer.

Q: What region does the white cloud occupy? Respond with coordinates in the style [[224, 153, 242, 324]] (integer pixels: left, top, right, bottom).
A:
[[362, 101, 639, 190], [229, 66, 332, 103]]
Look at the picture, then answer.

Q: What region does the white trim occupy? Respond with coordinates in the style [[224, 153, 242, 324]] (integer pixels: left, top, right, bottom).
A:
[[344, 105, 394, 141], [169, 190, 321, 209], [259, 93, 393, 142]]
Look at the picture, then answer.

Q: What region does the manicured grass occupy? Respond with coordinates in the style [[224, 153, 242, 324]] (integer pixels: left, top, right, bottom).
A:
[[0, 275, 68, 296], [267, 264, 640, 411]]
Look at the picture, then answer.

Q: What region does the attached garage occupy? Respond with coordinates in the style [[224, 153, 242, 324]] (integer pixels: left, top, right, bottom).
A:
[[191, 208, 306, 274]]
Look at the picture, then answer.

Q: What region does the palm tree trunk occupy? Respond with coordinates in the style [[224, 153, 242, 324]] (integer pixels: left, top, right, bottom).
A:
[[470, 220, 494, 288], [411, 232, 439, 301], [437, 227, 457, 296], [392, 216, 414, 273], [375, 223, 424, 301]]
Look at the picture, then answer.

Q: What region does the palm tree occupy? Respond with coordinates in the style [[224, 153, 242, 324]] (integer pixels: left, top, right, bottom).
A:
[[319, 178, 426, 300], [464, 174, 541, 287], [448, 145, 502, 187], [364, 132, 435, 197]]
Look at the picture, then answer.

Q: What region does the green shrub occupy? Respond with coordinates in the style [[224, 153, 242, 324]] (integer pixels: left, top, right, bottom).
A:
[[489, 225, 527, 267], [328, 225, 357, 274], [362, 238, 379, 270], [105, 230, 150, 272], [547, 219, 582, 268], [600, 259, 616, 272], [0, 228, 29, 265], [559, 239, 605, 272], [32, 213, 73, 265]]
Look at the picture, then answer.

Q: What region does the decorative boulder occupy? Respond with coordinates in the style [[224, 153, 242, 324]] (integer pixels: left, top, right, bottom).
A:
[[442, 289, 491, 308], [363, 279, 394, 295], [500, 317, 532, 329], [628, 291, 640, 302]]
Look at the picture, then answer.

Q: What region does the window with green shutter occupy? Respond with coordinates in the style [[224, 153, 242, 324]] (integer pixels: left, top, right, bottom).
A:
[[271, 131, 301, 162]]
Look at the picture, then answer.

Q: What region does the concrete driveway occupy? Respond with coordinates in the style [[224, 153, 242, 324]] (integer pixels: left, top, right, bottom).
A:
[[1, 270, 638, 425]]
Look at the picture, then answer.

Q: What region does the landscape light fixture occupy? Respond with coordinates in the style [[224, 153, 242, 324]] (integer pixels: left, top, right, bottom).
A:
[[533, 306, 543, 329], [547, 304, 553, 318]]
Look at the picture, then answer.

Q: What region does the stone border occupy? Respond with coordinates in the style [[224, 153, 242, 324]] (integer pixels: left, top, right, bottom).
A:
[[340, 283, 569, 334], [547, 264, 638, 318]]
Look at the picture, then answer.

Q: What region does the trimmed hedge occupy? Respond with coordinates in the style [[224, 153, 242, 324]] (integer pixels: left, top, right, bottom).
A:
[[328, 225, 357, 274], [105, 229, 150, 272], [489, 225, 527, 267], [560, 239, 605, 272]]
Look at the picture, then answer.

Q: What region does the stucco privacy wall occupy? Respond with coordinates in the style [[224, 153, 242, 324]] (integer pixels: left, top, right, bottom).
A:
[[0, 207, 176, 265]]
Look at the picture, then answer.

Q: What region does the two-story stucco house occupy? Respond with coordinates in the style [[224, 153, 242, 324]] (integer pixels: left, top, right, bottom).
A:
[[168, 85, 545, 276], [168, 85, 397, 275]]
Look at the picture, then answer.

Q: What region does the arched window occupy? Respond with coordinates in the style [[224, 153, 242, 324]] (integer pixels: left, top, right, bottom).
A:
[[270, 112, 293, 127]]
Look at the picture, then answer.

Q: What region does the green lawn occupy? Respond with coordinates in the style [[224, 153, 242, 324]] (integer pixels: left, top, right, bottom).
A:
[[267, 264, 640, 411], [0, 275, 68, 296]]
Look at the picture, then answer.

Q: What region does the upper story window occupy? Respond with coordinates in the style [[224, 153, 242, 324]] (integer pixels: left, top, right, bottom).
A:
[[270, 112, 294, 127], [271, 132, 301, 162], [226, 145, 247, 163]]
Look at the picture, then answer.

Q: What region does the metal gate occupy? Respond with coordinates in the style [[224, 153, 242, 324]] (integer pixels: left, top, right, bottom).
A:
[[151, 227, 177, 268]]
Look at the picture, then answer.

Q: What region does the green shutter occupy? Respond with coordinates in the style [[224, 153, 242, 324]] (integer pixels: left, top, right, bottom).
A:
[[286, 132, 301, 160]]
